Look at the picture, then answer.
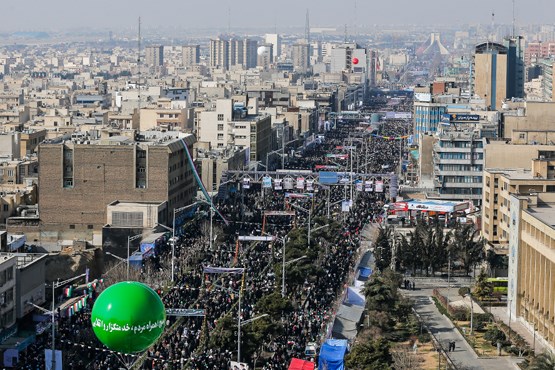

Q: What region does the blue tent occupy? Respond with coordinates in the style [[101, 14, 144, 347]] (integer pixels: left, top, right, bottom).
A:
[[318, 339, 348, 370]]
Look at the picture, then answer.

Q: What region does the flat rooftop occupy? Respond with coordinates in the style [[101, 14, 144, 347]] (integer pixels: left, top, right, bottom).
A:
[[526, 204, 555, 229]]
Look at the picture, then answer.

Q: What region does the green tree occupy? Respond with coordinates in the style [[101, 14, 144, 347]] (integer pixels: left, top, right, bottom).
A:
[[528, 352, 555, 370], [430, 224, 451, 275], [364, 276, 395, 312], [375, 227, 392, 272], [345, 338, 392, 370], [473, 269, 494, 300], [208, 314, 236, 352], [485, 249, 508, 276], [451, 224, 484, 275]]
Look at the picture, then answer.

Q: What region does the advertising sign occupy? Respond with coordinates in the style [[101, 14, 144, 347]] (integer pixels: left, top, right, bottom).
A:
[[262, 176, 272, 188], [449, 113, 479, 122]]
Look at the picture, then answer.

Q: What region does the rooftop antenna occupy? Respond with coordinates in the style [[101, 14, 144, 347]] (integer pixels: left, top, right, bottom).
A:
[[512, 0, 516, 37], [228, 7, 231, 34], [137, 16, 141, 126], [344, 24, 348, 44], [354, 0, 357, 45], [305, 9, 310, 45], [491, 10, 495, 42]]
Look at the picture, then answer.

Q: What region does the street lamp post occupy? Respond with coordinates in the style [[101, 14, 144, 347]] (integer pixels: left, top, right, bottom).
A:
[[281, 237, 286, 298], [466, 293, 474, 335], [127, 234, 142, 281], [289, 202, 312, 247], [31, 273, 86, 370]]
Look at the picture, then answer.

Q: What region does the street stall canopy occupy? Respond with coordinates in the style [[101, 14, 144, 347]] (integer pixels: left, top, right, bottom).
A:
[[399, 199, 469, 213], [318, 339, 348, 370], [288, 358, 315, 370]]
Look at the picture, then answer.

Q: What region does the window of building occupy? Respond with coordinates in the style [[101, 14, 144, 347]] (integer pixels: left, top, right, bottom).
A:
[[2, 205, 7, 212], [217, 133, 224, 140], [6, 170, 14, 177], [69, 224, 75, 229], [519, 133, 525, 139], [217, 143, 224, 148], [63, 179, 73, 188], [217, 124, 224, 131], [217, 114, 224, 121], [87, 225, 94, 229]]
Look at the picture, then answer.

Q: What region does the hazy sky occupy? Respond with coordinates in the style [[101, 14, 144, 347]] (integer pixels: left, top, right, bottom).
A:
[[1, 0, 553, 32]]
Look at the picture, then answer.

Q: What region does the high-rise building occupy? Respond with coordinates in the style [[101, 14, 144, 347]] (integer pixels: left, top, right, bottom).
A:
[[243, 39, 258, 69], [257, 43, 274, 70], [210, 37, 257, 70], [210, 38, 230, 70], [473, 38, 524, 111], [182, 45, 200, 67], [264, 34, 281, 62], [292, 43, 310, 73], [145, 45, 164, 68]]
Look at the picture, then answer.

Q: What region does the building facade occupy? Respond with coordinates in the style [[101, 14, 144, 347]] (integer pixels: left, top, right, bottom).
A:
[[482, 157, 555, 251], [432, 131, 485, 204], [508, 192, 555, 352], [292, 43, 310, 73], [145, 46, 164, 68], [37, 134, 196, 240], [182, 45, 200, 67]]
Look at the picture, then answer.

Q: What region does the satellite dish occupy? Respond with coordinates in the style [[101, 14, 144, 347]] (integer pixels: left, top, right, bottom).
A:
[[257, 46, 268, 56]]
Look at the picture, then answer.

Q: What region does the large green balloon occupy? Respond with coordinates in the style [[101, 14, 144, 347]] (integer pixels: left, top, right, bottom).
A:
[[91, 281, 166, 353]]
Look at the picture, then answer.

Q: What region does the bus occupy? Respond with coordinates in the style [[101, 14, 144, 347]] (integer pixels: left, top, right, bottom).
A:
[[487, 277, 508, 295]]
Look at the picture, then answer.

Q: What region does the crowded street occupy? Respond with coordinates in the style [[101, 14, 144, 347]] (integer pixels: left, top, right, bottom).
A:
[[18, 114, 411, 370]]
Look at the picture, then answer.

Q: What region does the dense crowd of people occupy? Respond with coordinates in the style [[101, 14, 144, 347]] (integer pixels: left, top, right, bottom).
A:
[[16, 116, 411, 369]]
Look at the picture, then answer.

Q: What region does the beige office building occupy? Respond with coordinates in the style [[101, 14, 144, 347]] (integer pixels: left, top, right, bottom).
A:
[[473, 42, 507, 111], [508, 191, 555, 352], [482, 157, 555, 251]]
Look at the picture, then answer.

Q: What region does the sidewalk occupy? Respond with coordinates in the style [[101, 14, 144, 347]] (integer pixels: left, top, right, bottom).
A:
[[403, 287, 520, 370], [490, 306, 549, 355]]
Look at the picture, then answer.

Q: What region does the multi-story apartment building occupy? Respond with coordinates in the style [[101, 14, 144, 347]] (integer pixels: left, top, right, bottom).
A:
[[0, 256, 16, 339], [197, 99, 271, 162], [145, 46, 164, 68], [525, 41, 555, 64], [483, 155, 555, 251], [37, 132, 196, 241], [182, 45, 200, 67], [209, 37, 258, 71], [538, 59, 555, 102], [432, 131, 485, 204], [292, 43, 310, 73], [264, 34, 281, 62]]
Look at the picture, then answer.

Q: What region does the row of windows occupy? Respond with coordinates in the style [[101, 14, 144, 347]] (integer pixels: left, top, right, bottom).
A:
[[441, 176, 482, 183], [439, 164, 483, 171], [438, 188, 482, 195], [0, 169, 15, 177], [439, 153, 483, 160], [439, 141, 483, 149]]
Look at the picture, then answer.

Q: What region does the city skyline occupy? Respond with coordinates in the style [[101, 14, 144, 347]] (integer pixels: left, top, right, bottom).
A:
[[0, 0, 553, 32]]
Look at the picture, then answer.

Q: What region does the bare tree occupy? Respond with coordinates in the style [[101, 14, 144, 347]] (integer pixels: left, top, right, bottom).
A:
[[392, 348, 423, 370]]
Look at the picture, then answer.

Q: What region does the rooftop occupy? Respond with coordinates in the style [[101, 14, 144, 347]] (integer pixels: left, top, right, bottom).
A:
[[526, 204, 555, 229]]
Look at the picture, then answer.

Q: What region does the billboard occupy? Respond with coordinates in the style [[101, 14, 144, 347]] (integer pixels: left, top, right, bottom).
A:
[[449, 113, 479, 122]]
